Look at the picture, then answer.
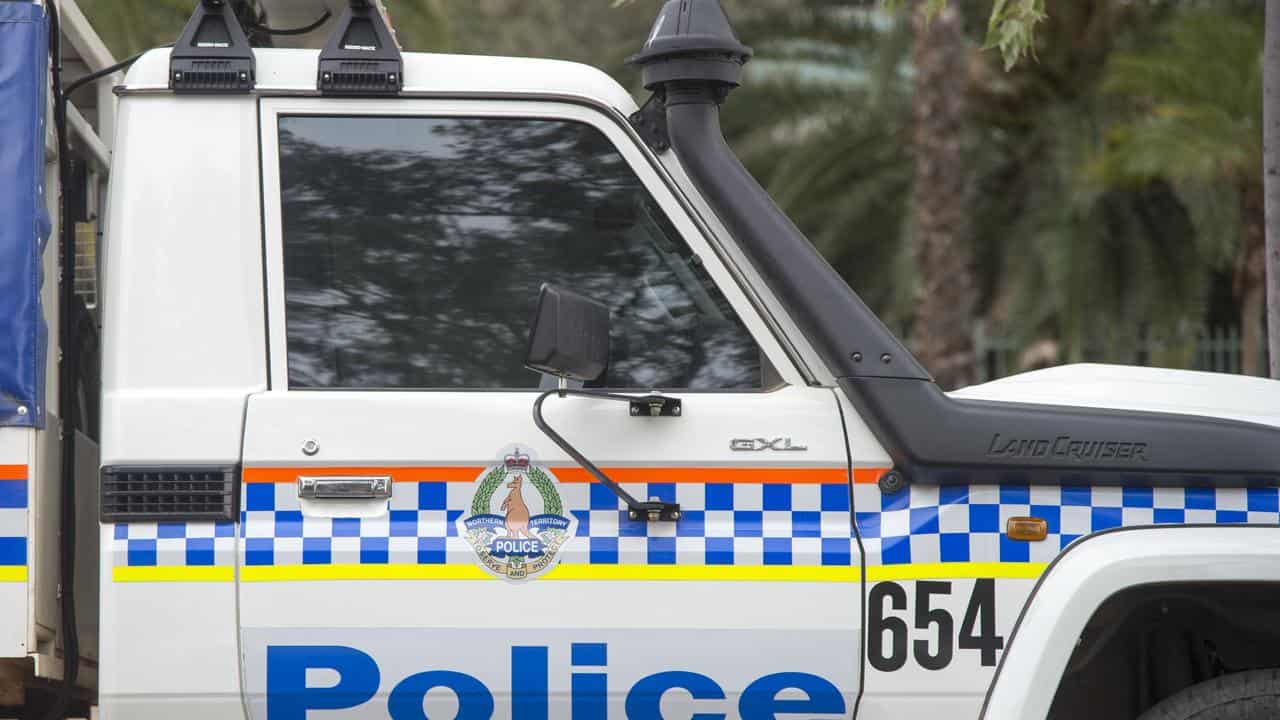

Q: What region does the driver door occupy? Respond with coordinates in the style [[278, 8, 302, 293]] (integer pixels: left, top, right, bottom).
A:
[[238, 97, 863, 720]]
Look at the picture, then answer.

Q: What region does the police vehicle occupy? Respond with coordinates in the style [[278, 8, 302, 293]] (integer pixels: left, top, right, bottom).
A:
[[2, 0, 1279, 718]]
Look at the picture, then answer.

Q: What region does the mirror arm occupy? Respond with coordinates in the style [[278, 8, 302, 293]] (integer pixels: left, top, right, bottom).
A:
[[532, 390, 682, 522]]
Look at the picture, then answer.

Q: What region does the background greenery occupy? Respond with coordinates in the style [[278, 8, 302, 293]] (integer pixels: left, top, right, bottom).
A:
[[81, 0, 1271, 386]]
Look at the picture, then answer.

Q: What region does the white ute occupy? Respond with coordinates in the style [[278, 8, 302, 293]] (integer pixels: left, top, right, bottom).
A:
[[1, 1, 1278, 718]]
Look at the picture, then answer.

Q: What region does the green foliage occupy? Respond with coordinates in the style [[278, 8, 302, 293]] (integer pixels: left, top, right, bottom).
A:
[[1094, 9, 1262, 189], [471, 466, 506, 517], [79, 0, 190, 57], [720, 4, 918, 325], [526, 467, 562, 517], [983, 0, 1046, 70], [964, 0, 1239, 366], [1089, 6, 1263, 313], [885, 0, 1044, 70]]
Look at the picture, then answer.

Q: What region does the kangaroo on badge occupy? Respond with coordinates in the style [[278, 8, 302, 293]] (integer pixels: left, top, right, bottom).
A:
[[459, 446, 577, 581]]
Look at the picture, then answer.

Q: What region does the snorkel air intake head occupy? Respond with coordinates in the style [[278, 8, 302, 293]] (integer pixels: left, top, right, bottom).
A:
[[626, 0, 752, 98]]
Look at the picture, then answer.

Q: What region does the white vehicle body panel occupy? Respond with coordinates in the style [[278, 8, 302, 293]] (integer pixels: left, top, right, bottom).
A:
[[99, 90, 262, 714], [0, 430, 31, 658], [953, 364, 1280, 428], [981, 525, 1280, 720]]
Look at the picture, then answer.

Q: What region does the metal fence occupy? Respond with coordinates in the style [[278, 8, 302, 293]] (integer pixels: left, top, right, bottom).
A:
[[972, 324, 1266, 383]]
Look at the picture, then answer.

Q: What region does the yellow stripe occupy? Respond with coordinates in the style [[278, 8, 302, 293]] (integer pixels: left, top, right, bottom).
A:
[[112, 566, 234, 583], [111, 562, 1045, 583], [866, 562, 1047, 581], [241, 564, 489, 582], [0, 567, 27, 582], [543, 564, 859, 582], [240, 563, 861, 583]]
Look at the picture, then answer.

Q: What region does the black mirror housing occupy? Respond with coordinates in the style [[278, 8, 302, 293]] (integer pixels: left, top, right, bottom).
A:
[[524, 285, 610, 382]]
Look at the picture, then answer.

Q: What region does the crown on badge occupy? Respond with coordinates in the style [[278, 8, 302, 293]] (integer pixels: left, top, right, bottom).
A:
[[504, 449, 531, 470]]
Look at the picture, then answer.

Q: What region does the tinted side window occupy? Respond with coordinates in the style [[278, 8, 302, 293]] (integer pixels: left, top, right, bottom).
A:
[[278, 115, 762, 390]]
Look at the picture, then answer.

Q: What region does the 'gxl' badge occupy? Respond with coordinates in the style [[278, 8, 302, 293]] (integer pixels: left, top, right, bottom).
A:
[[730, 438, 808, 452]]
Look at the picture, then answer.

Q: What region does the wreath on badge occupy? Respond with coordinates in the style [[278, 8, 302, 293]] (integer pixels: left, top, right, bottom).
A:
[[463, 461, 571, 580]]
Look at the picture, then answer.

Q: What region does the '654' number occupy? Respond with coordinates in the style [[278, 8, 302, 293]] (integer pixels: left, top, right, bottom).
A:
[[867, 579, 1004, 672]]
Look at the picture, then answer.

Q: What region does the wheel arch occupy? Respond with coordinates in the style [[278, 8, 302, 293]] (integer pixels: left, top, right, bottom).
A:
[[979, 524, 1280, 720]]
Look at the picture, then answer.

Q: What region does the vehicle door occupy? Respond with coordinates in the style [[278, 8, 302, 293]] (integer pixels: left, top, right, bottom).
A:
[[240, 97, 863, 719]]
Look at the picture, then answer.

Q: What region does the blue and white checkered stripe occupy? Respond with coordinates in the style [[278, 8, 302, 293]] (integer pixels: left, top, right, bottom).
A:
[[0, 472, 27, 571], [853, 483, 1280, 566], [112, 521, 236, 568], [231, 480, 858, 569], [110, 476, 1280, 571]]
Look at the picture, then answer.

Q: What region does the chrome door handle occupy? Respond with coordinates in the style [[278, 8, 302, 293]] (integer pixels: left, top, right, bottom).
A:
[[298, 475, 392, 500]]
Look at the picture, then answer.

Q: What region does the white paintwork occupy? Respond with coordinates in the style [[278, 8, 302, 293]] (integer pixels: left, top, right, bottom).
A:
[[100, 94, 267, 465], [835, 387, 896, 470], [0, 431, 29, 658], [97, 578, 243, 720], [241, 625, 857, 720], [981, 525, 1280, 720], [953, 364, 1280, 428], [244, 387, 849, 470], [239, 385, 861, 719], [99, 92, 261, 712]]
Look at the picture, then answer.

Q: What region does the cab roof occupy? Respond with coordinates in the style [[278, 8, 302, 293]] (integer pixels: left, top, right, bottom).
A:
[[122, 47, 641, 114]]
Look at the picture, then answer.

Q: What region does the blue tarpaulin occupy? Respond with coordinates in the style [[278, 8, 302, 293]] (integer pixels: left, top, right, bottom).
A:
[[0, 2, 50, 428]]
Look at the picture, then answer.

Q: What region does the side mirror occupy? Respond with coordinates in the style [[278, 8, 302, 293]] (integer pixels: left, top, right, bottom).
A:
[[524, 284, 681, 522], [524, 284, 610, 382]]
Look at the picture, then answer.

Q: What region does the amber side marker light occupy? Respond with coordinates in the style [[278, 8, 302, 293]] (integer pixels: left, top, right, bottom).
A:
[[1007, 516, 1048, 542]]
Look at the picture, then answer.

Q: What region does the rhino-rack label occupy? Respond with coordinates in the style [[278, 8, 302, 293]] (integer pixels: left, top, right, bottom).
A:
[[244, 628, 857, 720]]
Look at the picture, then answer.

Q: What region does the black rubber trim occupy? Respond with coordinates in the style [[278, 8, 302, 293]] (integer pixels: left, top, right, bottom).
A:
[[662, 87, 929, 382], [977, 523, 1280, 720], [842, 377, 1280, 487]]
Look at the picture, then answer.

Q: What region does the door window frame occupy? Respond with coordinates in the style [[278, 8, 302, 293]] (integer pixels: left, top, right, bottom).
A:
[[257, 97, 805, 392]]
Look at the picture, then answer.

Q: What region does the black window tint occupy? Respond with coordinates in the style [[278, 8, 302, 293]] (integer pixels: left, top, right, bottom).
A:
[[278, 115, 762, 390]]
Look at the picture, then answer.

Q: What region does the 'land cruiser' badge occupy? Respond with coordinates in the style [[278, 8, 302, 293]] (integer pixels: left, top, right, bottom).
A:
[[458, 446, 576, 581]]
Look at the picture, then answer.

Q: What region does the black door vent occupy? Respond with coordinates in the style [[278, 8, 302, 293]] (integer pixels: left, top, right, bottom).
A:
[[101, 466, 240, 522]]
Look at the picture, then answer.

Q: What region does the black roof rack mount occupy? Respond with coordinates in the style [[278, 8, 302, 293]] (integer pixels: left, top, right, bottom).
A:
[[317, 0, 404, 96], [169, 0, 256, 94]]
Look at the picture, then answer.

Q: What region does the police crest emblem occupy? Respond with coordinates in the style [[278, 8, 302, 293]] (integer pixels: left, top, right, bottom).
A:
[[457, 446, 577, 581]]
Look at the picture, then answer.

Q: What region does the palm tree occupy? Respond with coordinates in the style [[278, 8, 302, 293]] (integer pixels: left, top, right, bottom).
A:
[[909, 3, 977, 388], [721, 3, 918, 329], [1092, 8, 1265, 374]]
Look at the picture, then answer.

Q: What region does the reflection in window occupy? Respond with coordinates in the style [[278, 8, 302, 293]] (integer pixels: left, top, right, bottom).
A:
[[279, 115, 762, 390]]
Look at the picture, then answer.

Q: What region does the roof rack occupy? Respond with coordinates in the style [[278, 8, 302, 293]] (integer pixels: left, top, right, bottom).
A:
[[169, 0, 256, 93], [317, 0, 403, 96]]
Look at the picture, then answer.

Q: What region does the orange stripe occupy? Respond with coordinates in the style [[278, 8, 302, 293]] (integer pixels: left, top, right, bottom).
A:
[[853, 468, 885, 484], [0, 466, 27, 481], [244, 467, 484, 484], [244, 465, 866, 485], [548, 466, 848, 484]]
